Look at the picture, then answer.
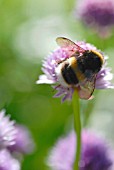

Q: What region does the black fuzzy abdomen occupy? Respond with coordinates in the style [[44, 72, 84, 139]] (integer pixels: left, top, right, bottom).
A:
[[61, 64, 79, 85], [77, 51, 102, 74]]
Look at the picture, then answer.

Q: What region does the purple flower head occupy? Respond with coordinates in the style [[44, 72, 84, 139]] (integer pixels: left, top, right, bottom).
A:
[[37, 38, 114, 102], [0, 110, 16, 149], [47, 130, 114, 170], [0, 149, 20, 170], [75, 0, 114, 36], [8, 125, 35, 154]]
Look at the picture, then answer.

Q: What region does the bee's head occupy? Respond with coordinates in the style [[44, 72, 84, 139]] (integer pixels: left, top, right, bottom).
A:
[[78, 50, 104, 74]]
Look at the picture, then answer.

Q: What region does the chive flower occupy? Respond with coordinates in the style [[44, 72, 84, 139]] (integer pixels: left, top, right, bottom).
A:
[[0, 149, 20, 170], [37, 39, 114, 102], [47, 130, 114, 170], [0, 109, 16, 149], [8, 125, 35, 154], [75, 0, 114, 37], [0, 109, 35, 170]]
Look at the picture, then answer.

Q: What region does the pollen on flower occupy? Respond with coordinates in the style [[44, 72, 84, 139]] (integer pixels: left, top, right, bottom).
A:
[[37, 38, 114, 102]]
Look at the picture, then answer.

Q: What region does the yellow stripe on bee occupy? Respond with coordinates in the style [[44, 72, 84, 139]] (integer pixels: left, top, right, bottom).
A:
[[68, 56, 77, 68], [76, 70, 85, 81], [91, 50, 104, 64], [68, 56, 85, 82]]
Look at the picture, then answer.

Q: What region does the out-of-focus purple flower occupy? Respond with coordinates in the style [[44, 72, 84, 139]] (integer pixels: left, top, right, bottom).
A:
[[75, 0, 114, 37], [0, 149, 20, 170], [0, 109, 16, 149], [36, 40, 114, 102], [0, 109, 35, 169], [47, 130, 113, 170], [8, 125, 35, 154]]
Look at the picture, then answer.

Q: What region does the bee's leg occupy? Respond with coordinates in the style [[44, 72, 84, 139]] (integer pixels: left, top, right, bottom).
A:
[[52, 84, 61, 92], [56, 59, 66, 64], [54, 84, 61, 90]]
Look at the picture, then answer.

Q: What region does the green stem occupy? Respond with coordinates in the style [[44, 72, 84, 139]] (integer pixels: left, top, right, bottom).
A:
[[72, 89, 81, 170], [83, 91, 98, 127], [83, 99, 94, 127]]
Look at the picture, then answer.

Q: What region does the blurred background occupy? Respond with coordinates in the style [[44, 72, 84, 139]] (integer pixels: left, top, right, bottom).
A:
[[0, 0, 114, 169]]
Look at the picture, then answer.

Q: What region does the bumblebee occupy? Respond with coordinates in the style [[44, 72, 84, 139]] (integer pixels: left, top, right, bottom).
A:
[[55, 37, 104, 99]]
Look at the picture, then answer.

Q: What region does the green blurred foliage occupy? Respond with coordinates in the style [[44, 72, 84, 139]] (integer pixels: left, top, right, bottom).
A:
[[0, 0, 114, 169]]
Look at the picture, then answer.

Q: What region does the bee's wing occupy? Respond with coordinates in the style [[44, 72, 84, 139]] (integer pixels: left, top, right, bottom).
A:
[[56, 37, 85, 52], [56, 37, 76, 47], [78, 76, 96, 100]]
